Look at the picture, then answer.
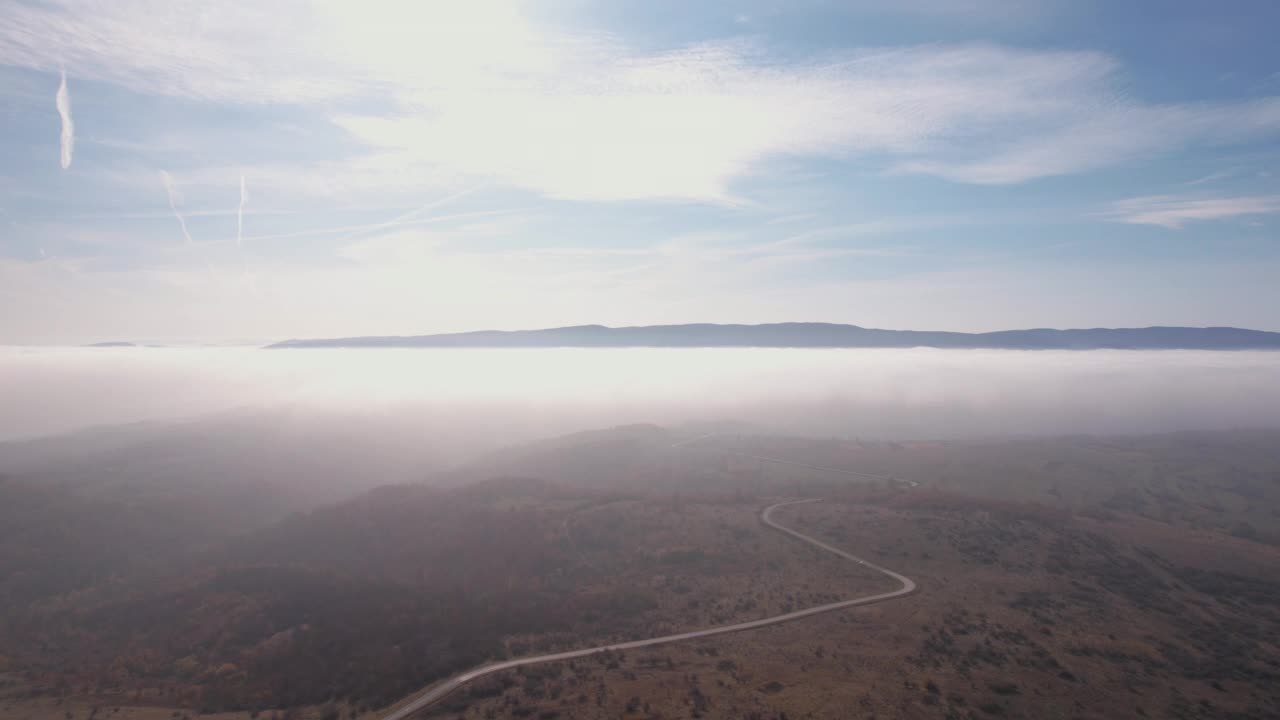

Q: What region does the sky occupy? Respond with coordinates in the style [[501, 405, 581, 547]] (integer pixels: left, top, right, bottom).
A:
[[2, 0, 1279, 344]]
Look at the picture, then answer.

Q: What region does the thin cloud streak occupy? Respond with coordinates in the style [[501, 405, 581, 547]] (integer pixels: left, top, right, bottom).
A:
[[1104, 193, 1280, 229], [237, 174, 248, 246], [1183, 168, 1242, 186], [244, 208, 523, 243], [331, 186, 483, 246], [55, 69, 73, 169], [25, 208, 307, 223], [892, 99, 1280, 185], [159, 170, 194, 244]]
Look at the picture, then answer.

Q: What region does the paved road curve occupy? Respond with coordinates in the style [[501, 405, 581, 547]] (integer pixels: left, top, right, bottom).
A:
[[379, 499, 917, 720]]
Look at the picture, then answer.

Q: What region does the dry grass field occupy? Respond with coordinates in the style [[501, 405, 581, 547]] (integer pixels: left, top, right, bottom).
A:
[[433, 496, 1280, 720]]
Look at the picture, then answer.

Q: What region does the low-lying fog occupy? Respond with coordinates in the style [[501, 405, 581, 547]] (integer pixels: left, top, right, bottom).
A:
[[4, 347, 1279, 450]]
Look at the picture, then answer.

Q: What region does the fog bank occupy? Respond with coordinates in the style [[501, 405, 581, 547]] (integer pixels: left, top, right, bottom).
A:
[[3, 347, 1279, 448]]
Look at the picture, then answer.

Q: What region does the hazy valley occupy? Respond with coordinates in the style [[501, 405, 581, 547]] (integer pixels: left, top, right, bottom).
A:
[[3, 398, 1280, 720], [8, 0, 1280, 716]]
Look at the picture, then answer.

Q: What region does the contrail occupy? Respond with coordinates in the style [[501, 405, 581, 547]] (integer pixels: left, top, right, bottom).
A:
[[56, 69, 74, 169], [245, 207, 520, 242], [334, 185, 483, 245], [159, 171, 193, 244], [237, 174, 249, 246]]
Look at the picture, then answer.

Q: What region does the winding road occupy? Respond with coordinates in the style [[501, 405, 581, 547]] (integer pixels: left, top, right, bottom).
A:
[[379, 499, 917, 720]]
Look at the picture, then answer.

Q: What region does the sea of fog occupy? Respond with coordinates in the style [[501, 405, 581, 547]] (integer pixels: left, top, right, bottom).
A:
[[3, 347, 1279, 448]]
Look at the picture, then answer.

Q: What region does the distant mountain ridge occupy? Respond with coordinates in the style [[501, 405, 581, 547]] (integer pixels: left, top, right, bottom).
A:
[[267, 323, 1280, 350]]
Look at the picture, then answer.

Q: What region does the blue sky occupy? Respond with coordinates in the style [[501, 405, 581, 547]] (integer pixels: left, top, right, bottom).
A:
[[2, 0, 1279, 343]]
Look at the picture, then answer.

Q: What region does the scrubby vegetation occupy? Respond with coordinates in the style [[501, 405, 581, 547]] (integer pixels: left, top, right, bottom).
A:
[[3, 426, 1280, 719]]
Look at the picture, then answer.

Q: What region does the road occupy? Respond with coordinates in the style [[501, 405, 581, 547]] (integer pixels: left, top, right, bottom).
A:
[[379, 499, 917, 720]]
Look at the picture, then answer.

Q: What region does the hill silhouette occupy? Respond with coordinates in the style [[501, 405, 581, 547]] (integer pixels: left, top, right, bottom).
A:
[[268, 323, 1280, 350]]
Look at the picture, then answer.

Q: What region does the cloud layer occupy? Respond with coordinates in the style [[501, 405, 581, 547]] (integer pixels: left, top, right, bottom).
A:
[[4, 346, 1280, 443]]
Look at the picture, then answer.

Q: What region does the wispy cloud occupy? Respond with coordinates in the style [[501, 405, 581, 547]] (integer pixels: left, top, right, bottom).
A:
[[55, 68, 73, 169], [1103, 193, 1280, 229], [159, 171, 193, 243], [31, 208, 303, 222], [0, 1, 567, 104], [244, 208, 520, 243], [236, 174, 248, 246], [892, 99, 1280, 185], [1183, 168, 1242, 186], [6, 4, 1280, 201], [330, 186, 483, 247], [332, 44, 1143, 200], [847, 0, 1056, 22]]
